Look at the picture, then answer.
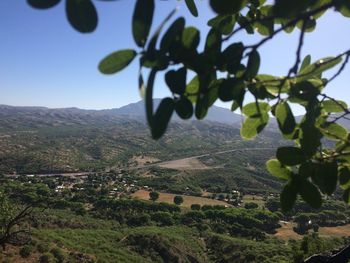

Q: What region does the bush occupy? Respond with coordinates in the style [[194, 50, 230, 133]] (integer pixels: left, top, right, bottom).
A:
[[19, 245, 33, 258], [150, 212, 174, 226], [37, 242, 50, 253], [39, 253, 55, 263], [127, 214, 151, 227], [173, 195, 184, 205], [244, 202, 259, 209], [191, 204, 201, 211], [149, 191, 159, 201], [51, 247, 65, 263]]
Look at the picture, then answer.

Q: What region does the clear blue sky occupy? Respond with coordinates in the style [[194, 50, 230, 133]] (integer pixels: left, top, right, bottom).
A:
[[1, 1, 350, 114]]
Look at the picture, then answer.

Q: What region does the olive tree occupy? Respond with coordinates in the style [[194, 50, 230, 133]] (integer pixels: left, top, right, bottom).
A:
[[26, 0, 350, 215]]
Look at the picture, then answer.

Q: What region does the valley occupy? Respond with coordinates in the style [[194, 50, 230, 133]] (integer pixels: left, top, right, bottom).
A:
[[1, 103, 350, 263]]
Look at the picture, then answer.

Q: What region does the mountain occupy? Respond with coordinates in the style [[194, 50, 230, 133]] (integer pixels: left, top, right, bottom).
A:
[[103, 99, 243, 125], [0, 100, 242, 130]]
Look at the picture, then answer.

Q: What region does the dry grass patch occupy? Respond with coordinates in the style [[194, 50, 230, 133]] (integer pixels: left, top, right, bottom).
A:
[[131, 190, 230, 208], [242, 195, 265, 207], [158, 158, 209, 170], [319, 224, 350, 238], [132, 155, 160, 165]]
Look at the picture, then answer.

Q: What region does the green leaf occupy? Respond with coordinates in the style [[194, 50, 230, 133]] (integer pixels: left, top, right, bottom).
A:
[[182, 27, 200, 50], [290, 80, 322, 102], [280, 181, 298, 211], [165, 68, 187, 95], [220, 43, 244, 74], [299, 179, 322, 209], [275, 102, 296, 138], [298, 57, 342, 81], [205, 28, 222, 54], [218, 78, 246, 103], [160, 18, 185, 52], [231, 101, 239, 111], [99, 50, 137, 74], [266, 159, 291, 180], [322, 100, 348, 113], [320, 122, 348, 140], [339, 166, 350, 190], [210, 0, 247, 15], [256, 74, 290, 94], [299, 55, 311, 73], [175, 97, 193, 120], [299, 114, 322, 157], [132, 0, 155, 47], [185, 76, 199, 103], [208, 15, 236, 35], [311, 161, 338, 195], [195, 95, 209, 120], [145, 69, 158, 129], [254, 5, 274, 36], [242, 102, 270, 117], [184, 0, 198, 17], [241, 113, 269, 140], [66, 0, 97, 33], [299, 162, 315, 179], [27, 0, 60, 9], [152, 98, 174, 139], [335, 1, 350, 17], [245, 50, 260, 79], [276, 147, 306, 166]]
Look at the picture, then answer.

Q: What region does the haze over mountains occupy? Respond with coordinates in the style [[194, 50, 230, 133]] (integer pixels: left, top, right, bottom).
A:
[[1, 99, 349, 132], [0, 100, 243, 130]]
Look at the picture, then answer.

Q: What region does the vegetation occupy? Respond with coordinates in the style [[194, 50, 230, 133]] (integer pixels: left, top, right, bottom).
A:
[[1, 174, 350, 262], [173, 195, 184, 205], [2, 0, 350, 261]]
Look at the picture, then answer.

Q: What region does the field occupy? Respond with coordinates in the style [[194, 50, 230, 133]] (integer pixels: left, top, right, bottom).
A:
[[158, 157, 209, 170], [274, 221, 350, 240], [241, 194, 266, 207], [131, 190, 230, 208]]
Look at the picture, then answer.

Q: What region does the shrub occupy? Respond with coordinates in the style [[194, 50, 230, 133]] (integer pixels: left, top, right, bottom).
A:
[[173, 195, 184, 206], [39, 253, 55, 263], [19, 245, 33, 258], [244, 202, 259, 209], [149, 191, 159, 202], [37, 242, 50, 253], [51, 247, 65, 263], [191, 204, 201, 211]]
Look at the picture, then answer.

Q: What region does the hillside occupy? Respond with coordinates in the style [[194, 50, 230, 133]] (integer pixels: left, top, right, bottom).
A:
[[0, 102, 284, 194]]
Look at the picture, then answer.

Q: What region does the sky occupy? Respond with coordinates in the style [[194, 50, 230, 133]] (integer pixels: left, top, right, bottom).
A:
[[1, 1, 350, 114]]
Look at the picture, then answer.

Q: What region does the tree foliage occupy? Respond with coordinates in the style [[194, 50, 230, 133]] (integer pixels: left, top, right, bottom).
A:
[[0, 192, 32, 250], [25, 0, 350, 211]]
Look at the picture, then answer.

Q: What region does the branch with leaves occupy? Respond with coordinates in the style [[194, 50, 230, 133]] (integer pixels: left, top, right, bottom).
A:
[[25, 0, 350, 212]]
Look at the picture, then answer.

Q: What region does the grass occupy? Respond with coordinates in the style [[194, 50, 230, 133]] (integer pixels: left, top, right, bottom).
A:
[[131, 190, 230, 208]]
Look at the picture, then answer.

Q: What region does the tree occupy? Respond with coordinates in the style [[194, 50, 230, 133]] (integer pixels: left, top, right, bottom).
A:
[[173, 195, 184, 206], [149, 191, 159, 202], [0, 192, 32, 250]]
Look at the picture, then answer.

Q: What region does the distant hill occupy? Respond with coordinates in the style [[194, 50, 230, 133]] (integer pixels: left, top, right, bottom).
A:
[[103, 99, 243, 125], [0, 100, 242, 130]]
